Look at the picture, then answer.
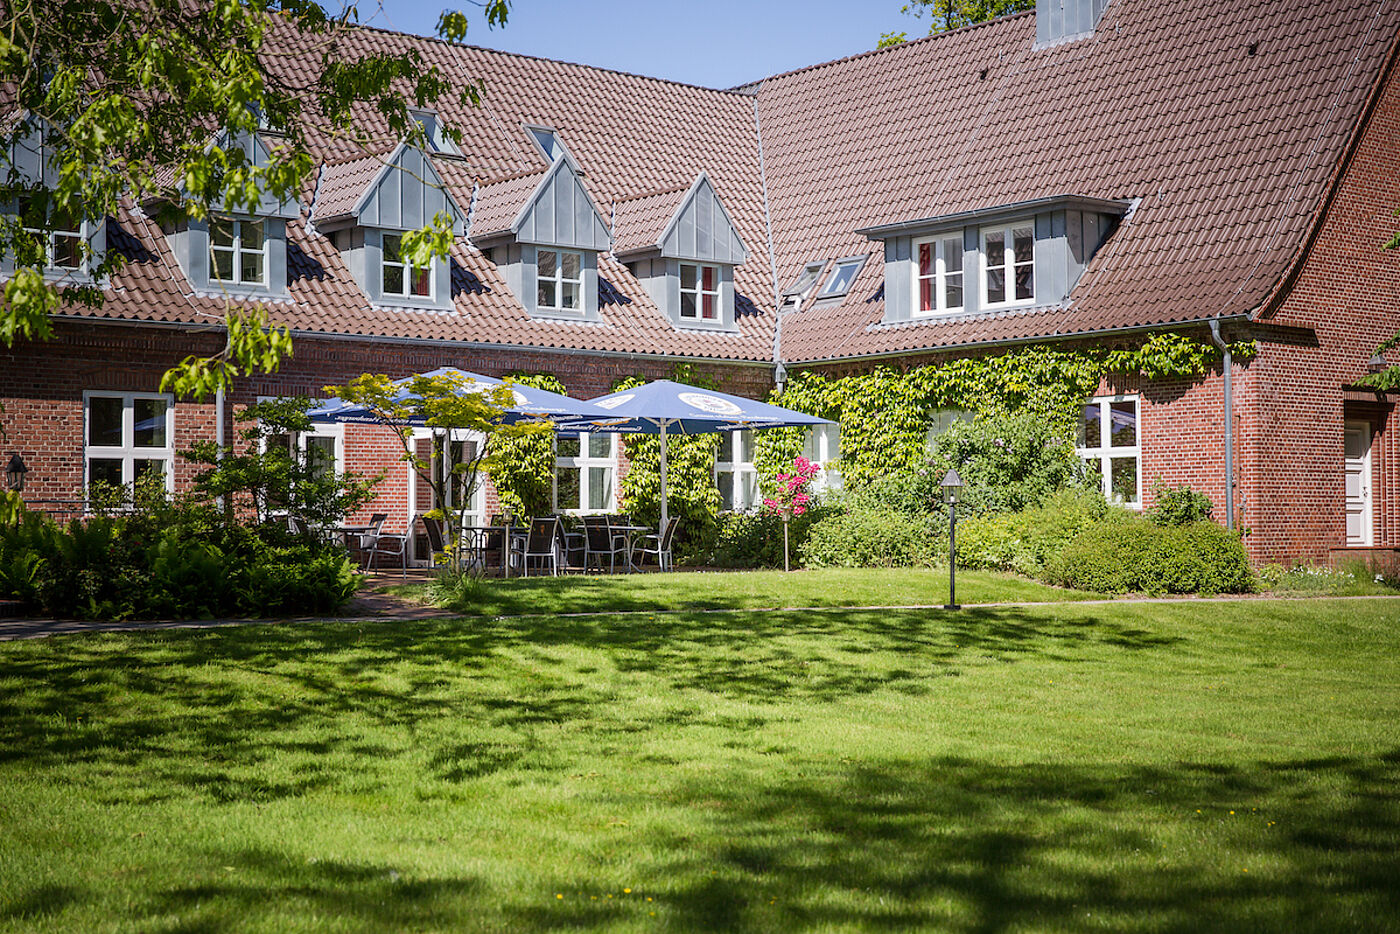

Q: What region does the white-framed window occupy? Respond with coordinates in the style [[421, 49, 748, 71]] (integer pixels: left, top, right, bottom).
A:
[[981, 223, 1035, 308], [264, 422, 343, 479], [680, 263, 720, 321], [382, 233, 433, 298], [537, 248, 583, 312], [555, 432, 616, 513], [84, 391, 175, 496], [209, 217, 266, 286], [803, 424, 842, 493], [19, 195, 86, 271], [818, 255, 866, 300], [925, 408, 973, 447], [914, 236, 964, 315], [1077, 395, 1140, 507], [715, 430, 758, 512]]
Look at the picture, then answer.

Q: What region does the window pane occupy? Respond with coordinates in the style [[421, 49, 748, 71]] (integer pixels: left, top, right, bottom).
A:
[[307, 436, 336, 477], [561, 281, 579, 309], [557, 437, 580, 458], [411, 266, 431, 297], [383, 263, 404, 295], [717, 470, 734, 511], [241, 221, 264, 251], [985, 231, 1005, 266], [1083, 456, 1103, 492], [134, 458, 167, 482], [588, 466, 612, 511], [1110, 401, 1137, 447], [945, 275, 963, 310], [702, 265, 716, 292], [538, 249, 557, 278], [680, 264, 696, 290], [210, 219, 235, 248], [556, 464, 580, 510], [919, 276, 933, 313], [739, 472, 758, 510], [680, 292, 696, 318], [538, 279, 557, 308], [562, 251, 581, 279], [89, 458, 123, 488], [942, 237, 962, 273], [717, 431, 734, 462], [986, 268, 1005, 304], [211, 248, 234, 281], [1013, 228, 1034, 263], [51, 233, 82, 269], [918, 242, 932, 276], [132, 398, 168, 448], [1079, 403, 1102, 447], [702, 292, 716, 319], [735, 431, 750, 462], [1015, 263, 1034, 301], [89, 396, 123, 447], [588, 432, 612, 459], [1110, 457, 1138, 504], [382, 235, 402, 263], [242, 250, 265, 285]]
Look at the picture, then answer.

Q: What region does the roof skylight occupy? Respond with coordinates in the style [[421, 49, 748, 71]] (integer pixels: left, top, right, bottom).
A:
[[818, 255, 867, 299]]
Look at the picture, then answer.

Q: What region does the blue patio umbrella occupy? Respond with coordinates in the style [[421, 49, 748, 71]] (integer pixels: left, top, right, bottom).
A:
[[306, 366, 609, 426], [556, 379, 833, 536]]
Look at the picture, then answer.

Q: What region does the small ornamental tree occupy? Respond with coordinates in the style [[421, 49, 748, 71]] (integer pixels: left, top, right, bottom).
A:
[[763, 456, 821, 517], [322, 372, 549, 573]]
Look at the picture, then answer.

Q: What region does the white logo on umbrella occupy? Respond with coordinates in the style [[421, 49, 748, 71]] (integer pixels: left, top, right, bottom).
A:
[[678, 392, 743, 415], [596, 393, 635, 410]]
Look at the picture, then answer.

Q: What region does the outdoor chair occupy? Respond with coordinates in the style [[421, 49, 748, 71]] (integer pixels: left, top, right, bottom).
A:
[[632, 516, 679, 572], [421, 515, 449, 568], [560, 516, 586, 571], [521, 516, 562, 577], [348, 513, 389, 567], [367, 514, 413, 578], [583, 514, 628, 573]]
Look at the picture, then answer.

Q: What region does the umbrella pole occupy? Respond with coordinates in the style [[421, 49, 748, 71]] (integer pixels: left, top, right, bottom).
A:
[[658, 423, 668, 545]]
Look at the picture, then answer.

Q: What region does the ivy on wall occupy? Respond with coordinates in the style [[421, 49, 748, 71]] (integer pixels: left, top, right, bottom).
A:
[[753, 333, 1257, 494], [490, 371, 568, 518]]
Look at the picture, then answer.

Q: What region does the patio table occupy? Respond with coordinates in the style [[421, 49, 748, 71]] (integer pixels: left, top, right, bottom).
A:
[[461, 525, 527, 576], [609, 524, 652, 572]]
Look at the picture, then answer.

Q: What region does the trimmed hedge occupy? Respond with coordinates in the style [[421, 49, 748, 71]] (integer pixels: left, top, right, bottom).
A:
[[801, 506, 939, 568], [1045, 518, 1253, 595], [957, 488, 1123, 578]]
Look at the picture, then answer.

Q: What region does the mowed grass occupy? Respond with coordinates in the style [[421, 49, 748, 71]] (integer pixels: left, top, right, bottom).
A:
[[1, 597, 1399, 932], [387, 567, 1105, 617]]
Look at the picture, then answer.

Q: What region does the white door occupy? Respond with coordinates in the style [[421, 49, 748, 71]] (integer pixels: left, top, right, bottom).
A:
[[1344, 421, 1373, 547]]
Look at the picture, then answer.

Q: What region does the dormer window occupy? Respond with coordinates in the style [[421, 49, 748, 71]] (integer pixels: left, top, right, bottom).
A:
[[818, 255, 866, 300], [526, 125, 568, 164], [381, 233, 433, 298], [537, 249, 582, 312], [781, 261, 826, 309], [915, 236, 964, 315], [209, 218, 267, 287], [411, 110, 462, 157], [17, 195, 90, 273], [982, 223, 1034, 308], [680, 263, 720, 321]]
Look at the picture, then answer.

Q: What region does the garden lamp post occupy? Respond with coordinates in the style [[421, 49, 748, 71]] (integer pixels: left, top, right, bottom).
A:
[[941, 468, 963, 610], [6, 453, 27, 492]]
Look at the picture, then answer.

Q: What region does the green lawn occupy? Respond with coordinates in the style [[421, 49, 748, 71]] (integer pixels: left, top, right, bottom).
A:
[[387, 567, 1105, 617], [2, 593, 1399, 932]]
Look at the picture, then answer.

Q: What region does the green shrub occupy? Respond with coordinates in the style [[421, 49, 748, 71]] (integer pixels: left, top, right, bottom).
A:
[[958, 488, 1122, 577], [801, 502, 939, 568], [1146, 480, 1214, 527], [702, 508, 828, 569], [929, 411, 1094, 515], [1046, 518, 1252, 595]]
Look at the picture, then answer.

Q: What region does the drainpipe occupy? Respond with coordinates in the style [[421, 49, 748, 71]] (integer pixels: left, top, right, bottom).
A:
[[215, 386, 226, 451], [1208, 319, 1235, 530]]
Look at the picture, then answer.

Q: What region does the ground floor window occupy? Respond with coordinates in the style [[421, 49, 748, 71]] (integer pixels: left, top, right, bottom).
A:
[[803, 424, 841, 493], [556, 432, 616, 513], [84, 391, 175, 498], [715, 430, 758, 511], [1077, 395, 1140, 506]]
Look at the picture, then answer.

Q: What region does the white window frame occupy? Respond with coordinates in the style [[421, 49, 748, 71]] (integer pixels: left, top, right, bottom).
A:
[[980, 222, 1035, 310], [537, 248, 584, 313], [817, 255, 866, 300], [208, 217, 267, 287], [802, 424, 842, 494], [555, 431, 617, 514], [679, 262, 721, 321], [83, 391, 176, 496], [18, 195, 89, 274], [381, 232, 434, 299], [257, 402, 344, 480], [715, 429, 759, 512], [1077, 394, 1141, 507], [913, 235, 965, 316]]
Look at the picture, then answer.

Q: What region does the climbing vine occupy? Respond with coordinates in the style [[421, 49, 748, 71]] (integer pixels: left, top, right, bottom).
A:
[[753, 333, 1257, 493], [489, 372, 568, 518]]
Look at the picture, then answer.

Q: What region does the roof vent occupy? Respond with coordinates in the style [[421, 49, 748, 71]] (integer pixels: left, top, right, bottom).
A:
[[1035, 0, 1110, 48]]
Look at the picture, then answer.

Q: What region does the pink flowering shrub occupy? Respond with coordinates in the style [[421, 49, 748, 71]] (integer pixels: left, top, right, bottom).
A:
[[764, 456, 821, 517]]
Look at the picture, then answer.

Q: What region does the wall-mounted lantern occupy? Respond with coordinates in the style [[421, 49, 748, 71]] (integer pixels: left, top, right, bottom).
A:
[[5, 453, 28, 493]]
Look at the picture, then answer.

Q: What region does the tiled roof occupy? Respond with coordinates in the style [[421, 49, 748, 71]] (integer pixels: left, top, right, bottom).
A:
[[767, 0, 1400, 363], [611, 186, 688, 256], [56, 0, 1400, 369]]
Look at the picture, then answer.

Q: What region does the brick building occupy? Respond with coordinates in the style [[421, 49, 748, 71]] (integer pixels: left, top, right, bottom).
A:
[[4, 0, 1399, 566]]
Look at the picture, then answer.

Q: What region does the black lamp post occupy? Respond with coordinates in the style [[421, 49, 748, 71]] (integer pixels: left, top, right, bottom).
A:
[[5, 453, 28, 492], [941, 468, 963, 610]]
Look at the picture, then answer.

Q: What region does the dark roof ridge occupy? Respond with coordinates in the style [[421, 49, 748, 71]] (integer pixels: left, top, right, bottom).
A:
[[737, 9, 1035, 89], [347, 21, 757, 97]]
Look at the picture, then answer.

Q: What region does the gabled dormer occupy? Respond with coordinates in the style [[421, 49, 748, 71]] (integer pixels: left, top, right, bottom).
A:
[[470, 156, 612, 321], [311, 143, 469, 311], [858, 195, 1131, 325], [3, 115, 106, 283], [158, 129, 300, 300], [613, 172, 749, 332]]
